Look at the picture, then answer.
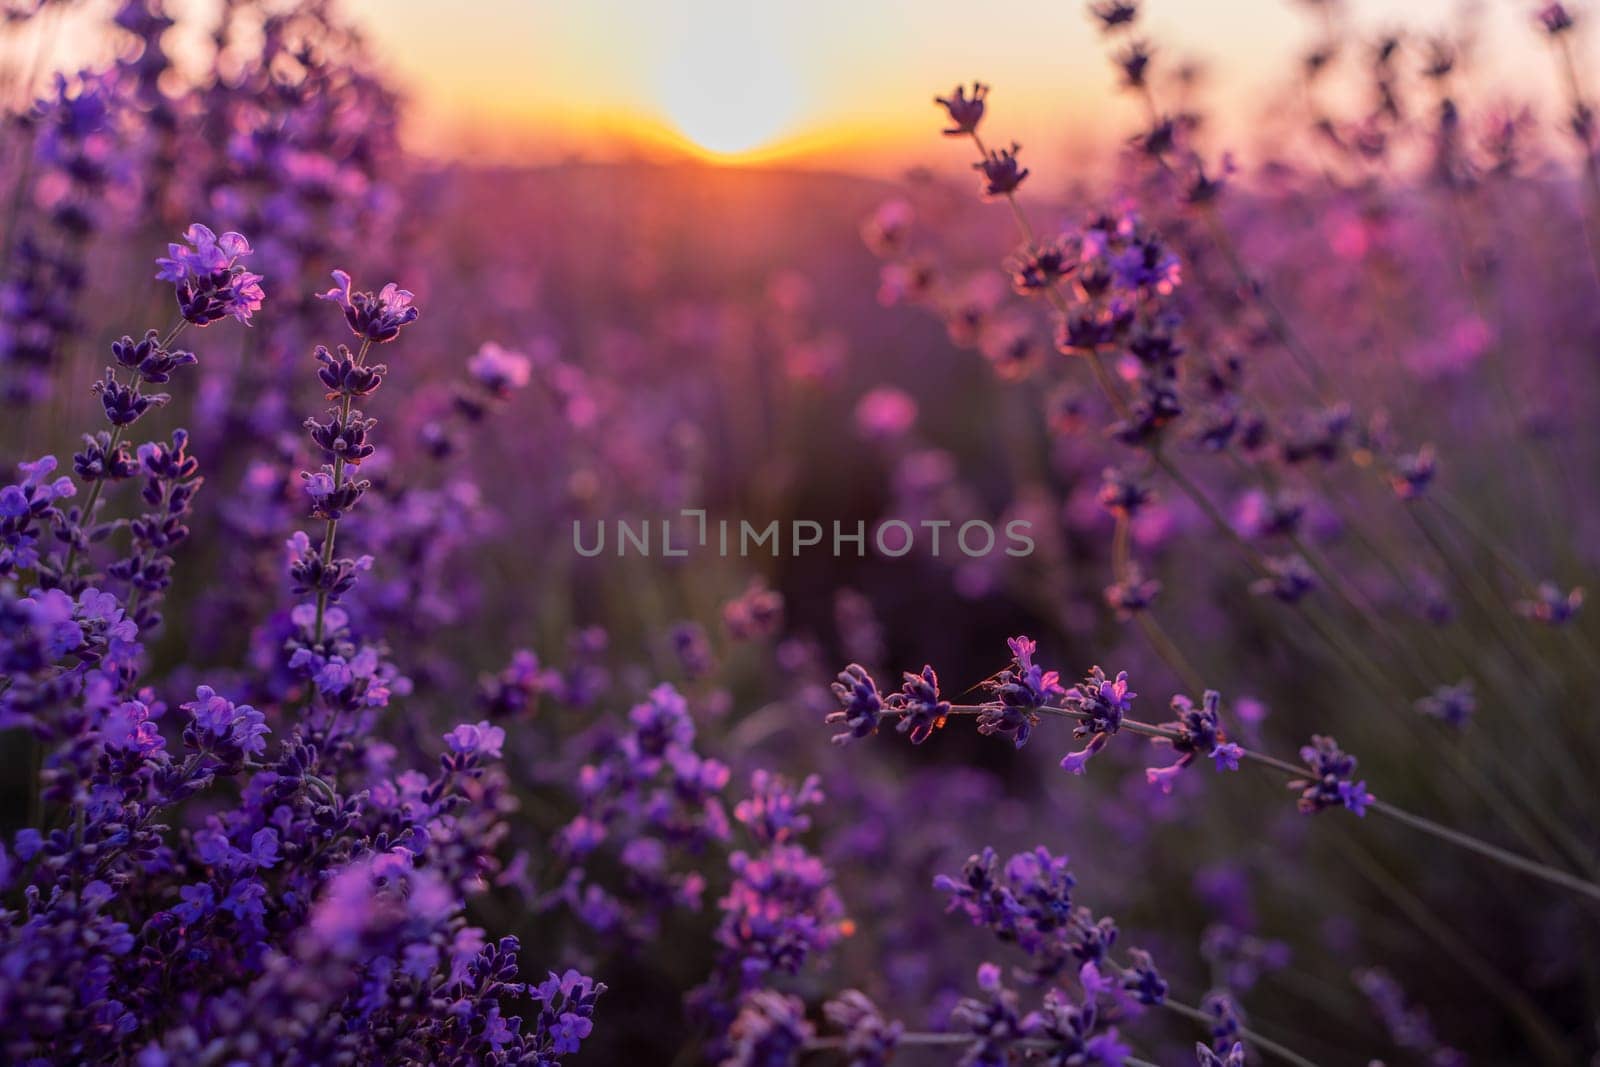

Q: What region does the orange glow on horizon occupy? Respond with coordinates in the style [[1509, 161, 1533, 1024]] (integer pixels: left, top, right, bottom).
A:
[[410, 104, 925, 173], [624, 118, 873, 169]]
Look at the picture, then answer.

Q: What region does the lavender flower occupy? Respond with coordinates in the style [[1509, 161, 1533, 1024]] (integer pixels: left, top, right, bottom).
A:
[[1099, 467, 1153, 517], [1249, 555, 1318, 603], [444, 718, 507, 761], [1120, 947, 1168, 1005], [722, 991, 814, 1067], [1390, 445, 1438, 500], [934, 847, 1131, 980], [702, 773, 846, 1023], [1355, 967, 1465, 1066], [315, 344, 387, 398], [1115, 40, 1154, 88], [975, 143, 1031, 199], [977, 636, 1065, 748], [1060, 667, 1134, 774], [823, 991, 902, 1067], [1416, 680, 1476, 728], [109, 330, 196, 384], [1147, 690, 1244, 792], [1515, 582, 1584, 625], [1089, 1, 1139, 32], [318, 269, 420, 343], [1290, 735, 1374, 816], [155, 223, 265, 325], [829, 663, 885, 744], [668, 621, 717, 679], [180, 684, 269, 763], [1196, 1043, 1247, 1067], [0, 457, 75, 576], [1539, 3, 1575, 35], [555, 683, 729, 938], [886, 664, 952, 744], [477, 648, 551, 718], [0, 71, 119, 404], [1010, 239, 1077, 295], [936, 82, 989, 136], [1106, 565, 1162, 620], [952, 963, 1035, 1066]]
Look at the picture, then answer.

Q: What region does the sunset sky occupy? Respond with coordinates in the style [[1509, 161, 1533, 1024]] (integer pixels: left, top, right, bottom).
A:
[[340, 0, 1569, 173], [6, 0, 1575, 174]]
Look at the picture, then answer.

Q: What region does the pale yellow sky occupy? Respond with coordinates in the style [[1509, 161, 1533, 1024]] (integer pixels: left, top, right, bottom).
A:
[[341, 0, 1569, 172]]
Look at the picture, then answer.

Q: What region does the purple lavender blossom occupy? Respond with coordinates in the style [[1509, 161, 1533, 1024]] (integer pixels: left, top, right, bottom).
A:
[[1515, 582, 1584, 625], [1060, 667, 1135, 774], [935, 82, 989, 136], [701, 772, 847, 1024], [155, 223, 265, 325], [952, 962, 1035, 1066], [1390, 445, 1438, 500], [1121, 947, 1168, 1005], [1105, 564, 1162, 620], [1147, 690, 1244, 792], [318, 269, 420, 343], [1010, 239, 1078, 295], [974, 143, 1031, 199], [315, 344, 387, 398], [1291, 735, 1374, 816], [722, 991, 814, 1067], [180, 684, 269, 761], [0, 456, 75, 575], [1249, 555, 1318, 603], [886, 664, 952, 744], [1196, 1042, 1247, 1067], [934, 846, 1134, 981], [978, 636, 1065, 748], [823, 991, 902, 1067], [1089, 1, 1139, 32], [109, 330, 196, 384], [477, 648, 551, 718], [1099, 467, 1153, 518], [1539, 3, 1575, 34], [1416, 680, 1476, 728], [828, 663, 884, 744], [1355, 967, 1466, 1066], [723, 579, 785, 640]]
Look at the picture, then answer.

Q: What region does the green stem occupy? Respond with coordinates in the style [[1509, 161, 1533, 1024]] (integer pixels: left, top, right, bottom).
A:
[[60, 320, 188, 579], [311, 337, 372, 644]]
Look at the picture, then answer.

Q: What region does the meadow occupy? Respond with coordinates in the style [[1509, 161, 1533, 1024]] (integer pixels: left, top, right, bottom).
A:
[[1, 1, 1598, 1064]]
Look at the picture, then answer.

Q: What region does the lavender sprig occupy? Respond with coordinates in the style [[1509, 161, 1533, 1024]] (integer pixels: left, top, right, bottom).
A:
[[828, 643, 1600, 904], [301, 270, 417, 644]]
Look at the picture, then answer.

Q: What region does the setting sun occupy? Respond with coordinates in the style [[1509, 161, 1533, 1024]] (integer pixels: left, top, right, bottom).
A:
[[650, 4, 805, 157]]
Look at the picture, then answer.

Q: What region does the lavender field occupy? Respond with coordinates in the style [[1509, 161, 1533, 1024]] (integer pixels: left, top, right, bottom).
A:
[[1, 1, 1598, 1064]]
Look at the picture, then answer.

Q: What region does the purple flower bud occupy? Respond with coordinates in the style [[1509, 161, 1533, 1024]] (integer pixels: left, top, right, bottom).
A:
[[318, 269, 419, 343], [934, 81, 988, 136], [827, 664, 883, 744], [1290, 734, 1373, 815], [974, 142, 1030, 199]]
